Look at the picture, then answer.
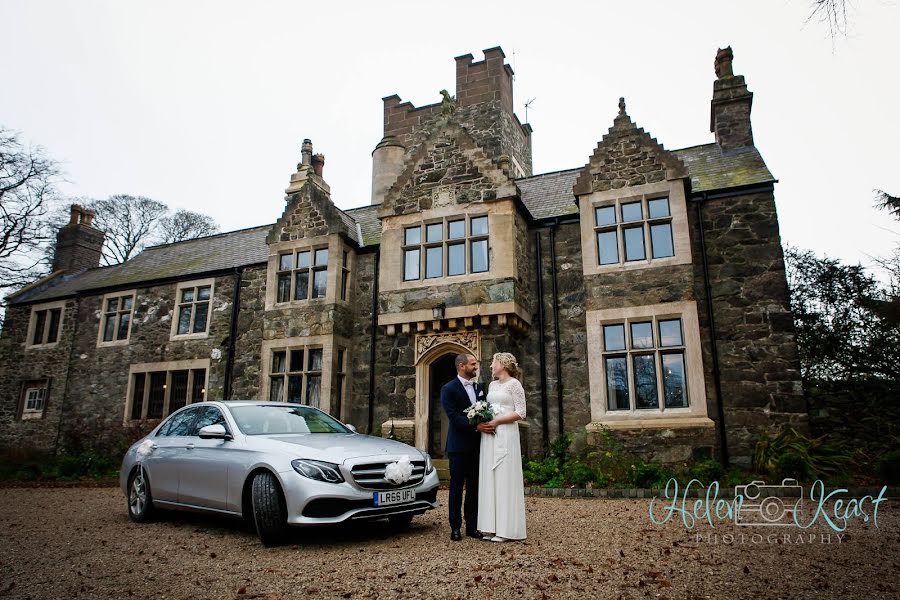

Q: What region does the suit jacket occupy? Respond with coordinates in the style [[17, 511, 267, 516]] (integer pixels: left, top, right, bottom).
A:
[[441, 377, 485, 454]]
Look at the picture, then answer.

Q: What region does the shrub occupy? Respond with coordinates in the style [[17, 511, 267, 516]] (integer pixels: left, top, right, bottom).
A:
[[689, 458, 725, 484], [562, 461, 595, 487], [631, 461, 674, 488], [523, 457, 560, 486], [754, 428, 855, 481]]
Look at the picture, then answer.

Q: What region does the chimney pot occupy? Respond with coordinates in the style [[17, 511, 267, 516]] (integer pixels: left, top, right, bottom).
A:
[[301, 139, 313, 166], [714, 46, 734, 79], [311, 153, 325, 177]]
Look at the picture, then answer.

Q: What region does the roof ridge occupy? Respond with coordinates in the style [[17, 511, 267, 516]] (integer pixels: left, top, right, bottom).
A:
[[142, 223, 273, 252]]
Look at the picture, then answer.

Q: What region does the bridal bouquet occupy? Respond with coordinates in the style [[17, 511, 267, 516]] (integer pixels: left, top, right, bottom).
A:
[[465, 400, 495, 433]]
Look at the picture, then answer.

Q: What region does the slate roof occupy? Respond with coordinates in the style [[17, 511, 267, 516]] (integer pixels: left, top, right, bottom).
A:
[[516, 168, 581, 220], [10, 225, 272, 305], [9, 142, 774, 306], [515, 143, 775, 222]]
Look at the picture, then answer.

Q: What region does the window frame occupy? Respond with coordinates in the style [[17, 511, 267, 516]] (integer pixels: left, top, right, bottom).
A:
[[170, 278, 215, 340], [402, 213, 490, 282], [25, 300, 66, 349], [97, 290, 137, 347], [125, 359, 210, 422], [593, 194, 674, 268], [18, 379, 51, 420], [267, 344, 325, 408], [585, 301, 710, 428], [600, 315, 689, 414]]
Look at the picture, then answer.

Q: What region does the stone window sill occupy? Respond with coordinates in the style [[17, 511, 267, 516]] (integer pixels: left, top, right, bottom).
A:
[[586, 416, 715, 431]]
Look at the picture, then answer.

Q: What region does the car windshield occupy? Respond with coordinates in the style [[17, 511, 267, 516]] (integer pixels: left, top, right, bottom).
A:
[[229, 405, 350, 435]]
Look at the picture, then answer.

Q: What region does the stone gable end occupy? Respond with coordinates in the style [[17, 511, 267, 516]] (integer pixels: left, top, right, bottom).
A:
[[379, 121, 517, 217], [266, 179, 344, 245], [573, 103, 688, 196]]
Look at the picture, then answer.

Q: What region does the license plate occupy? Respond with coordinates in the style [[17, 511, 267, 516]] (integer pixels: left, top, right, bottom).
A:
[[374, 489, 416, 507]]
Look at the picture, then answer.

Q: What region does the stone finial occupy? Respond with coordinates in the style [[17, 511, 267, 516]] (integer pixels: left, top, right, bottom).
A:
[[618, 97, 627, 116], [311, 153, 325, 177], [714, 47, 734, 79]]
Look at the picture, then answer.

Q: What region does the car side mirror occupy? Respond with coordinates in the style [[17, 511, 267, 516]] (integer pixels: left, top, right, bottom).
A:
[[346, 424, 357, 433], [198, 424, 232, 440]]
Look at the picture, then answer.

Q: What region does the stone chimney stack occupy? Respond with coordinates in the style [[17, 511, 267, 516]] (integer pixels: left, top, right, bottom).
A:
[[52, 204, 105, 272], [710, 46, 755, 151]]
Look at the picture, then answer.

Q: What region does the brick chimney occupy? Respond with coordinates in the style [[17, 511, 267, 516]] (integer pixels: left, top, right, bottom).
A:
[[52, 204, 105, 272], [710, 46, 754, 151]]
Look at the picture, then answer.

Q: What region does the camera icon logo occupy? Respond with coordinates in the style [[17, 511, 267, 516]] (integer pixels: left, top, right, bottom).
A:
[[734, 479, 803, 527]]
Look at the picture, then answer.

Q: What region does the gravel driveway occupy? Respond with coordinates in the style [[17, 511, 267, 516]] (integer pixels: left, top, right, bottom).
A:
[[0, 487, 897, 599]]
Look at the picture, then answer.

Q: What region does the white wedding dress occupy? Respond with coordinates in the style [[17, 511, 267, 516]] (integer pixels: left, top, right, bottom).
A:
[[477, 377, 527, 540]]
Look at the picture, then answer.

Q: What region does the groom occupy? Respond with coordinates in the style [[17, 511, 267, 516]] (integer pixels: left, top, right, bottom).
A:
[[441, 353, 495, 542]]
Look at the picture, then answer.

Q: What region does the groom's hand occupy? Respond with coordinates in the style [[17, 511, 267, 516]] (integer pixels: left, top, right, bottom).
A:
[[476, 422, 495, 433]]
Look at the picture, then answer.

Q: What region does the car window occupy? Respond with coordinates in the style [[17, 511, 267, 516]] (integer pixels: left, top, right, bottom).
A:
[[189, 405, 227, 436], [230, 405, 349, 435], [157, 407, 200, 437]]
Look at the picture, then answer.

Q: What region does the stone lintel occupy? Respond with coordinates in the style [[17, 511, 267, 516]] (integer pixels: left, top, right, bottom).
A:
[[586, 417, 716, 431]]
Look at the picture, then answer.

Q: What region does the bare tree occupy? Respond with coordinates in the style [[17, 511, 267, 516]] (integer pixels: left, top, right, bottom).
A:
[[88, 194, 168, 266], [808, 0, 850, 39], [0, 128, 61, 297], [157, 209, 219, 245]]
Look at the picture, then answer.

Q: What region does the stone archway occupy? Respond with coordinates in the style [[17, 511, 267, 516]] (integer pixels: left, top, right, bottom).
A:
[[414, 331, 480, 452]]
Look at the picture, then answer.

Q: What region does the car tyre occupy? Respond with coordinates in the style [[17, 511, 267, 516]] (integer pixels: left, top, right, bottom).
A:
[[127, 466, 155, 523], [251, 471, 289, 546], [388, 513, 414, 531]]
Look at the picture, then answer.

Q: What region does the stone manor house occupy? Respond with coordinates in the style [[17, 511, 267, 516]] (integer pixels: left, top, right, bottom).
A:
[[0, 46, 807, 466]]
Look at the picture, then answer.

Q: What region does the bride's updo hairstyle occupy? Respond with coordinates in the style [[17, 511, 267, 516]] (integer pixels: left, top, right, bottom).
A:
[[492, 352, 521, 379]]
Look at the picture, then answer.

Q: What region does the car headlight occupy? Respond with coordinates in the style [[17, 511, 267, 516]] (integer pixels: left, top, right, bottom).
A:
[[291, 459, 344, 483], [424, 453, 434, 474]]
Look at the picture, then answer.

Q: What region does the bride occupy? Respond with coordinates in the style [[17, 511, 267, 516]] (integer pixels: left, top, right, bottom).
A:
[[477, 352, 527, 542]]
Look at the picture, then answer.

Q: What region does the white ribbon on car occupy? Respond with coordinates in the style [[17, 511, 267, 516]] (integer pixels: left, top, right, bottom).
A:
[[136, 439, 155, 458], [384, 455, 413, 485]]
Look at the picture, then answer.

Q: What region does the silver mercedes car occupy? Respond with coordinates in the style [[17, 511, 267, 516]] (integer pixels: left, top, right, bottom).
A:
[[119, 401, 439, 545]]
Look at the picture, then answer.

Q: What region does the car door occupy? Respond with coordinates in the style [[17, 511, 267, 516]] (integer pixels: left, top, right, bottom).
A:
[[141, 407, 200, 503], [176, 405, 231, 510]]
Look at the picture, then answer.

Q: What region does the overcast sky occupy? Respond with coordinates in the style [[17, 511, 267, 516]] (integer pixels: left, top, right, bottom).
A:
[[2, 1, 898, 275]]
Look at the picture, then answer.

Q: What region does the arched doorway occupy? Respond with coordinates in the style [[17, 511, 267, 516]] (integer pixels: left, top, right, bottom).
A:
[[427, 353, 457, 458], [413, 331, 480, 453]]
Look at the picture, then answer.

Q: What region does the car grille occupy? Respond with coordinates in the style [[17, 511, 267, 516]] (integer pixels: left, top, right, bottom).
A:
[[350, 460, 427, 490]]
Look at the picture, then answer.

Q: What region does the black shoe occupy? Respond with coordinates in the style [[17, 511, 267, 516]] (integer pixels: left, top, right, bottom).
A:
[[466, 530, 484, 540], [450, 528, 462, 541]]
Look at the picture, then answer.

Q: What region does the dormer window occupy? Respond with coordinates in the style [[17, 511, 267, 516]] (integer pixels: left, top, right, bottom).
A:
[[276, 247, 328, 303], [403, 215, 490, 281], [595, 196, 674, 266]]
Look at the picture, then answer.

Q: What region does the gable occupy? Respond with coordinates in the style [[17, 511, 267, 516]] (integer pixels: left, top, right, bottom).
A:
[[378, 119, 518, 218], [573, 98, 688, 196], [266, 176, 358, 246]]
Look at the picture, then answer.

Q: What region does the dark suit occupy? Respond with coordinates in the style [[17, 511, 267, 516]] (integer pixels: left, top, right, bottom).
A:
[[441, 377, 484, 532]]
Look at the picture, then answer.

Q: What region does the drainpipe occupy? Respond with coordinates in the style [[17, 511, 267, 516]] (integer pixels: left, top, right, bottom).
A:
[[549, 220, 564, 438], [367, 251, 380, 434], [534, 231, 550, 446], [693, 193, 730, 467], [222, 266, 243, 400]]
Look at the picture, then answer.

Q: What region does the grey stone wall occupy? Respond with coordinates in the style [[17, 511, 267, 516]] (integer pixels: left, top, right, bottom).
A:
[[57, 276, 237, 435], [699, 189, 806, 465], [0, 302, 77, 454]]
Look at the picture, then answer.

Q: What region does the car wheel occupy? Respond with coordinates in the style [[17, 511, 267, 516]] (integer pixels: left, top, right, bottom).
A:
[[388, 513, 414, 531], [127, 466, 155, 523], [251, 471, 289, 546]]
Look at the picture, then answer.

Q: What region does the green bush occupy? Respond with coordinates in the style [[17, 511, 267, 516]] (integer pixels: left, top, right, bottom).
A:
[[562, 461, 594, 487], [689, 458, 725, 484], [631, 461, 674, 488], [754, 428, 855, 481], [523, 457, 560, 485], [878, 449, 900, 485]]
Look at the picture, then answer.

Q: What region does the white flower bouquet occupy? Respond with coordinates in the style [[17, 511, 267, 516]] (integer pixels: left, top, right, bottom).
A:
[[465, 400, 496, 432]]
